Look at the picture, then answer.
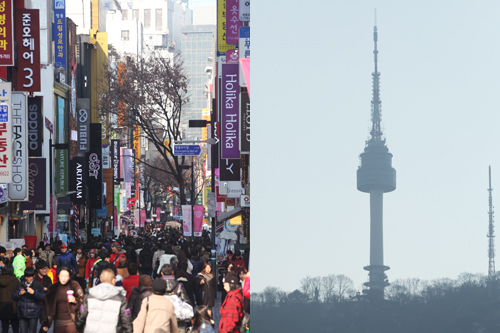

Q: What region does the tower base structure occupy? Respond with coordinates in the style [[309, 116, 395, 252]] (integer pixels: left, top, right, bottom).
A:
[[363, 265, 390, 299]]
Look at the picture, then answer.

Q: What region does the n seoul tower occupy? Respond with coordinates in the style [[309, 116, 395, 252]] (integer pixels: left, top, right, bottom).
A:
[[357, 21, 396, 299]]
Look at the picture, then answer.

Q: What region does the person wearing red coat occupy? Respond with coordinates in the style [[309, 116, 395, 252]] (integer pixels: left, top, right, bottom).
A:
[[219, 272, 244, 333], [85, 250, 99, 286], [122, 263, 140, 301]]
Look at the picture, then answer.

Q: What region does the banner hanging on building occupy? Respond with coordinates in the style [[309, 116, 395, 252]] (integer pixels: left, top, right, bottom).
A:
[[9, 92, 28, 201], [238, 26, 250, 87], [182, 205, 192, 237], [20, 158, 46, 210], [217, 0, 233, 55], [28, 96, 43, 156], [221, 63, 240, 159], [0, 0, 14, 66], [87, 123, 102, 209], [55, 148, 67, 195], [15, 9, 41, 91], [52, 0, 66, 68], [193, 205, 205, 237], [123, 148, 133, 183]]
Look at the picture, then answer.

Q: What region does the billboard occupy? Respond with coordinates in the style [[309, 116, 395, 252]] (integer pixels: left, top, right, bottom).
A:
[[15, 9, 41, 91], [217, 0, 233, 55]]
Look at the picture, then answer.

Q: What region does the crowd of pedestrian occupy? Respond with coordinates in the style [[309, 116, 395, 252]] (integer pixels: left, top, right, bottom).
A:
[[0, 225, 250, 333]]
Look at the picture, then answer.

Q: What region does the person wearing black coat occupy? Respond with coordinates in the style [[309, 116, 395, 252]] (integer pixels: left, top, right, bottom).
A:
[[0, 265, 19, 333], [138, 243, 153, 276], [189, 248, 205, 277], [127, 275, 153, 321], [11, 267, 45, 333], [197, 263, 216, 316], [123, 240, 137, 264]]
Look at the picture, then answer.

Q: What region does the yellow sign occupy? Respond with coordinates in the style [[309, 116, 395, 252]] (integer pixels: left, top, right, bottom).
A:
[[217, 0, 234, 54], [89, 29, 109, 144], [229, 215, 242, 225]]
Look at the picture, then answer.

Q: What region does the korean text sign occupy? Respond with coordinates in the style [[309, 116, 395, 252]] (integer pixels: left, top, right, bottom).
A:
[[0, 82, 11, 182], [225, 0, 242, 45], [15, 9, 40, 91], [0, 0, 13, 66], [52, 0, 66, 68]]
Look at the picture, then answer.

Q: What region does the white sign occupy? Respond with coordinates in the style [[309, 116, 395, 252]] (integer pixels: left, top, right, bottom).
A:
[[239, 27, 250, 87], [239, 0, 249, 21], [102, 145, 110, 169], [0, 83, 12, 183], [9, 93, 28, 201], [241, 194, 250, 207], [182, 205, 192, 236], [0, 184, 8, 204], [227, 181, 244, 198]]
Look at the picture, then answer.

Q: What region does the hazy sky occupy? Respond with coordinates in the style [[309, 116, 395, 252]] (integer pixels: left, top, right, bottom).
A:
[[252, 0, 500, 293]]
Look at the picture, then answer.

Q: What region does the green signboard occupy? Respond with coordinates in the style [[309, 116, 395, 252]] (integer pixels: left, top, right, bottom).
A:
[[55, 149, 67, 194], [114, 186, 120, 213]]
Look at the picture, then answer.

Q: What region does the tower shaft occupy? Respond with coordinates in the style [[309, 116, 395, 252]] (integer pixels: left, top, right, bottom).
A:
[[488, 166, 495, 280]]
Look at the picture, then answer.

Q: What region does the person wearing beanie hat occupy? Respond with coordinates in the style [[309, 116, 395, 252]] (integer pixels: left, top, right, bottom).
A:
[[219, 272, 244, 333], [133, 278, 178, 333]]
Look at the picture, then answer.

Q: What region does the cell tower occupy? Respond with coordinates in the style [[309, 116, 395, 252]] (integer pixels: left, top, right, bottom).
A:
[[357, 20, 396, 299], [488, 166, 495, 281]]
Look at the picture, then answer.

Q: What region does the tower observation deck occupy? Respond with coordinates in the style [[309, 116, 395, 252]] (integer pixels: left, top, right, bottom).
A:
[[357, 24, 396, 299]]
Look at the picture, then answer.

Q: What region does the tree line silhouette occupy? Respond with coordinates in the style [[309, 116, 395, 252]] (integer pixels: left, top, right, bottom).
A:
[[252, 273, 500, 332]]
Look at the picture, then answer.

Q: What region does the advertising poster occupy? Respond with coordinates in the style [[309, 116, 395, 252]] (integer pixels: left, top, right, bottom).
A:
[[21, 158, 46, 210], [182, 205, 192, 237], [193, 205, 205, 237]]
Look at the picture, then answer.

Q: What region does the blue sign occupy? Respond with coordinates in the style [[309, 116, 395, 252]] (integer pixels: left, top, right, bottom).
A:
[[0, 105, 8, 122], [173, 144, 202, 156], [96, 206, 108, 217], [53, 0, 66, 68]]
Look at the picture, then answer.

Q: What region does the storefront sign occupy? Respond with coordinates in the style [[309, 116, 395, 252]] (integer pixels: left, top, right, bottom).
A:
[[239, 91, 249, 154], [55, 148, 67, 194], [0, 0, 14, 66], [217, 0, 233, 55], [221, 64, 240, 159], [111, 139, 120, 184], [102, 144, 110, 169], [76, 98, 89, 152], [9, 92, 28, 201], [225, 0, 242, 45], [27, 97, 42, 156], [239, 0, 249, 21], [0, 83, 12, 183], [52, 0, 66, 68], [238, 27, 250, 87], [220, 158, 240, 181], [21, 158, 46, 210], [15, 9, 40, 91], [87, 123, 102, 208], [70, 157, 85, 204]]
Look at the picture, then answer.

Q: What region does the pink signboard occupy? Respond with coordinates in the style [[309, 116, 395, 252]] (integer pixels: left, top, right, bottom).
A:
[[193, 205, 205, 237], [225, 0, 242, 45], [226, 49, 238, 63], [141, 209, 146, 227], [182, 205, 192, 237]]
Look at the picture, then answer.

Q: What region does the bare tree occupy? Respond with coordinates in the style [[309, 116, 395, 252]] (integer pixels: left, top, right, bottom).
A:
[[103, 50, 197, 205]]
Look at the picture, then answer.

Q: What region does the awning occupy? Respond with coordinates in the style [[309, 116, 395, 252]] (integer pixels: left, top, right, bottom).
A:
[[217, 207, 242, 222]]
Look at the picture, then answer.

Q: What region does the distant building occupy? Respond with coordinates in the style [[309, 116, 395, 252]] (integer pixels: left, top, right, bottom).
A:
[[190, 0, 216, 25]]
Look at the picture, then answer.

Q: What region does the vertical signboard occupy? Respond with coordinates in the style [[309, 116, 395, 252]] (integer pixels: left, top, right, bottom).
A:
[[239, 0, 249, 21], [70, 157, 86, 204], [76, 98, 89, 152], [217, 0, 233, 55], [53, 0, 66, 68], [15, 9, 41, 91], [114, 186, 119, 229], [0, 0, 14, 66], [102, 144, 110, 169], [221, 64, 240, 159], [225, 0, 242, 45], [87, 123, 102, 209], [220, 158, 240, 181], [9, 93, 28, 201], [123, 148, 133, 183], [90, 31, 108, 144], [239, 91, 250, 154], [239, 27, 250, 87], [27, 97, 43, 156], [111, 139, 120, 184], [56, 97, 65, 143], [21, 158, 46, 210], [182, 205, 192, 237], [55, 148, 67, 194]]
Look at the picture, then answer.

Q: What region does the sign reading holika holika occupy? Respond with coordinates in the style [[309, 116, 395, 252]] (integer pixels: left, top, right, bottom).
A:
[[221, 64, 240, 159]]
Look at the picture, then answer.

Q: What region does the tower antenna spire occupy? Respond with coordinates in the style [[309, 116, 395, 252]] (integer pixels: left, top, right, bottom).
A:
[[488, 166, 495, 281], [370, 11, 382, 141]]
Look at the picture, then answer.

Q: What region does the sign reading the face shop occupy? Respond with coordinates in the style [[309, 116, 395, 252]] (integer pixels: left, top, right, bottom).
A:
[[9, 92, 28, 201]]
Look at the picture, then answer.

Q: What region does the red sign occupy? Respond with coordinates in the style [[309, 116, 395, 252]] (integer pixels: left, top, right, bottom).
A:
[[128, 198, 135, 207], [15, 9, 40, 91], [0, 0, 14, 66]]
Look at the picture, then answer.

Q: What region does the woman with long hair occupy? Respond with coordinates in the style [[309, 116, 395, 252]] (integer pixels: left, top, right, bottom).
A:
[[41, 267, 84, 333], [177, 250, 193, 274], [84, 249, 99, 288], [197, 263, 216, 318], [74, 246, 87, 292], [187, 306, 215, 333]]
